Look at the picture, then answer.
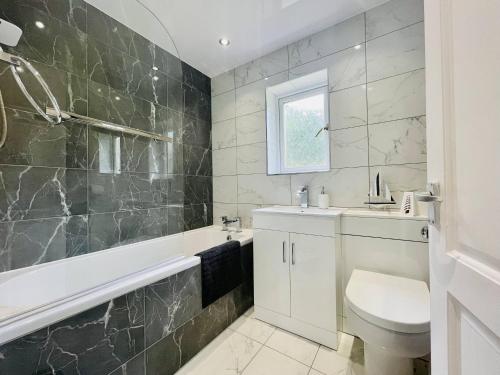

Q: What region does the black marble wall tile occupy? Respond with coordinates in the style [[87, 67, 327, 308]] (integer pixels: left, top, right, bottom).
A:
[[0, 5, 87, 77], [166, 174, 184, 205], [167, 205, 184, 235], [0, 215, 88, 272], [86, 5, 134, 55], [0, 165, 87, 222], [183, 145, 212, 176], [145, 265, 202, 347], [184, 176, 213, 205], [88, 208, 168, 252], [88, 171, 168, 214], [88, 129, 168, 174], [167, 77, 184, 113], [0, 290, 144, 375], [181, 62, 211, 96], [87, 81, 157, 132], [182, 114, 211, 149], [184, 203, 213, 231], [145, 284, 251, 375], [0, 109, 87, 169], [110, 352, 146, 375], [3, 0, 88, 33]]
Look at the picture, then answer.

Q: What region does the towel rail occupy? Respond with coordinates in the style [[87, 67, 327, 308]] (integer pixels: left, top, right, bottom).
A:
[[46, 107, 173, 143]]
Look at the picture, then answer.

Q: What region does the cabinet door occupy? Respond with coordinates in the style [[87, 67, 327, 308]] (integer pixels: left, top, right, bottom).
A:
[[254, 229, 290, 316], [290, 233, 336, 331]]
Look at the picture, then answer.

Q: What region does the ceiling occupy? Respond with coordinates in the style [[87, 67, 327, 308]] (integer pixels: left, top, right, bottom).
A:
[[86, 0, 390, 78]]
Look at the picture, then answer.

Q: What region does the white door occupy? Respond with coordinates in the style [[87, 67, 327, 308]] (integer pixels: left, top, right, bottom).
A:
[[253, 229, 291, 316], [424, 1, 500, 374], [290, 233, 336, 331]]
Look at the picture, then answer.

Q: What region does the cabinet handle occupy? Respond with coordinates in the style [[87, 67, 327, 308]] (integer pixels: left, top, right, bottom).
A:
[[292, 243, 296, 265], [282, 241, 286, 263]]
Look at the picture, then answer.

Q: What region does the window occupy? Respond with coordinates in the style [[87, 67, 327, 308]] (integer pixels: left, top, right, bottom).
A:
[[266, 70, 330, 175]]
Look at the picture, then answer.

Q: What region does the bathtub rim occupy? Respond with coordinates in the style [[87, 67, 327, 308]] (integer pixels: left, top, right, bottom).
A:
[[0, 255, 200, 346]]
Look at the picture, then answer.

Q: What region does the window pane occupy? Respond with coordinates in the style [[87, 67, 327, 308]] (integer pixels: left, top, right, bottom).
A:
[[283, 92, 329, 170]]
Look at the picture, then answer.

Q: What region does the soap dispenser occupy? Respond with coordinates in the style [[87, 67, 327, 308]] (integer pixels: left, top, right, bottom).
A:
[[318, 186, 329, 209]]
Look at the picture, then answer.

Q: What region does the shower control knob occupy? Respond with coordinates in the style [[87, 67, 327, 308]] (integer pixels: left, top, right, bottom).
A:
[[421, 225, 429, 240]]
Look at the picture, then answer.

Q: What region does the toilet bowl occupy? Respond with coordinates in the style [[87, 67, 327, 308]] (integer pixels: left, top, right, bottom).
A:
[[345, 270, 430, 375]]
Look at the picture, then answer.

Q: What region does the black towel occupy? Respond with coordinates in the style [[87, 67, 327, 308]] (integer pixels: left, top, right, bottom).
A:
[[195, 241, 242, 308]]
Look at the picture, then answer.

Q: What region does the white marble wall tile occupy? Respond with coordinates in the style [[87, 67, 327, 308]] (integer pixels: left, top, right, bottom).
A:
[[212, 90, 236, 122], [238, 174, 291, 205], [291, 167, 369, 207], [366, 0, 424, 40], [212, 70, 235, 96], [367, 69, 426, 124], [235, 47, 289, 88], [369, 116, 426, 165], [330, 85, 367, 130], [367, 22, 425, 82], [329, 44, 366, 92], [237, 142, 267, 175], [369, 163, 427, 207], [235, 72, 288, 117], [238, 203, 262, 228], [236, 111, 266, 146], [213, 175, 238, 203], [213, 147, 237, 176], [212, 118, 236, 150], [289, 14, 365, 68], [331, 126, 369, 168], [213, 203, 237, 225], [288, 53, 335, 81]]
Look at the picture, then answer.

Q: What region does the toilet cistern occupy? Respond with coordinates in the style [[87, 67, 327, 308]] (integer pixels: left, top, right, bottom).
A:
[[296, 186, 309, 208]]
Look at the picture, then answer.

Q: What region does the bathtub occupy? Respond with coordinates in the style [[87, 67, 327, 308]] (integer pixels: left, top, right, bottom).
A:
[[0, 226, 253, 345]]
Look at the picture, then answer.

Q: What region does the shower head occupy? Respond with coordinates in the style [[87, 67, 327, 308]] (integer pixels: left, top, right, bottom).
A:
[[0, 19, 22, 47]]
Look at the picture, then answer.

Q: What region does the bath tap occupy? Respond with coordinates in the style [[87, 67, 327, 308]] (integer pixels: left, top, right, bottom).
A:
[[221, 216, 242, 232], [296, 186, 309, 208]]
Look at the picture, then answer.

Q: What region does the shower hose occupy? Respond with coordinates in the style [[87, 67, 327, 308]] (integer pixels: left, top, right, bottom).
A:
[[0, 46, 62, 148]]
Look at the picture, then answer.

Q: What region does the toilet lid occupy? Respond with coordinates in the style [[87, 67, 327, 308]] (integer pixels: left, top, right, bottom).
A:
[[346, 269, 430, 334]]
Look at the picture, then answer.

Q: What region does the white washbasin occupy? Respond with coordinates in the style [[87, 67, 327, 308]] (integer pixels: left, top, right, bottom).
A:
[[253, 206, 345, 217]]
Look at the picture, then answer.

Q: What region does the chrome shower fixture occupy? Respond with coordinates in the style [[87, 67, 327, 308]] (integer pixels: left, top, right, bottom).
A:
[[0, 18, 22, 46]]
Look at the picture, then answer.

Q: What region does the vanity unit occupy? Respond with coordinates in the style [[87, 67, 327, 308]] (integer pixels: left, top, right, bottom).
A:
[[252, 207, 342, 348]]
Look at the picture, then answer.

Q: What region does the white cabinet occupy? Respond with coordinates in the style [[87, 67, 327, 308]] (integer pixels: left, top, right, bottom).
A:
[[253, 209, 339, 348], [254, 229, 290, 316], [290, 233, 336, 332]]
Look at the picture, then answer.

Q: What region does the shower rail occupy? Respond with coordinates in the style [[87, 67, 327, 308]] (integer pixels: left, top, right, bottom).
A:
[[46, 107, 173, 143]]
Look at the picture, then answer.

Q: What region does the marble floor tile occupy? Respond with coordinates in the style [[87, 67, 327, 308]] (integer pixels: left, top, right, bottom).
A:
[[265, 329, 320, 366], [312, 333, 365, 375], [242, 346, 310, 375], [312, 346, 350, 375], [176, 330, 262, 375], [229, 315, 275, 344]]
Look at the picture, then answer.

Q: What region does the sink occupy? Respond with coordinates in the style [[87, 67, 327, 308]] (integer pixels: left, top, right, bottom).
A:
[[253, 206, 345, 217]]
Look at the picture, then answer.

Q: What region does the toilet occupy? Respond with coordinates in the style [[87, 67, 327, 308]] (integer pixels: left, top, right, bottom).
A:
[[345, 270, 430, 375]]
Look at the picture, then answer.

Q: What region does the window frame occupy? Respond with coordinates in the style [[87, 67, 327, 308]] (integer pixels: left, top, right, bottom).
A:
[[277, 84, 330, 174]]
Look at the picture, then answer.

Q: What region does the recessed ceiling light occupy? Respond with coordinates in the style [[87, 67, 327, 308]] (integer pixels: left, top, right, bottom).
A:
[[219, 38, 230, 47], [35, 21, 45, 29]]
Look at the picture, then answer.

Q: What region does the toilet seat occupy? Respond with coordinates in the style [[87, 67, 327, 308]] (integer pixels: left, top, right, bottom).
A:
[[345, 269, 430, 334]]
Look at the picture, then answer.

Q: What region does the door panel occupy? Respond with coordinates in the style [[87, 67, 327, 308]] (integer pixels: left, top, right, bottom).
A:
[[290, 233, 336, 331], [425, 0, 500, 373], [253, 229, 290, 316]]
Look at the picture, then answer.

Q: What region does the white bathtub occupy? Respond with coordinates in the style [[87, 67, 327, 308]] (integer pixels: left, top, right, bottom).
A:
[[0, 226, 253, 345]]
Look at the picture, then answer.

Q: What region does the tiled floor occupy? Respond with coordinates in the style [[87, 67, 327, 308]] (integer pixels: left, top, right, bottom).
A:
[[176, 308, 365, 375]]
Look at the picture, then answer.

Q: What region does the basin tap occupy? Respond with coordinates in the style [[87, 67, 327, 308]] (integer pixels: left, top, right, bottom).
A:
[[296, 186, 309, 208], [221, 216, 242, 232]]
